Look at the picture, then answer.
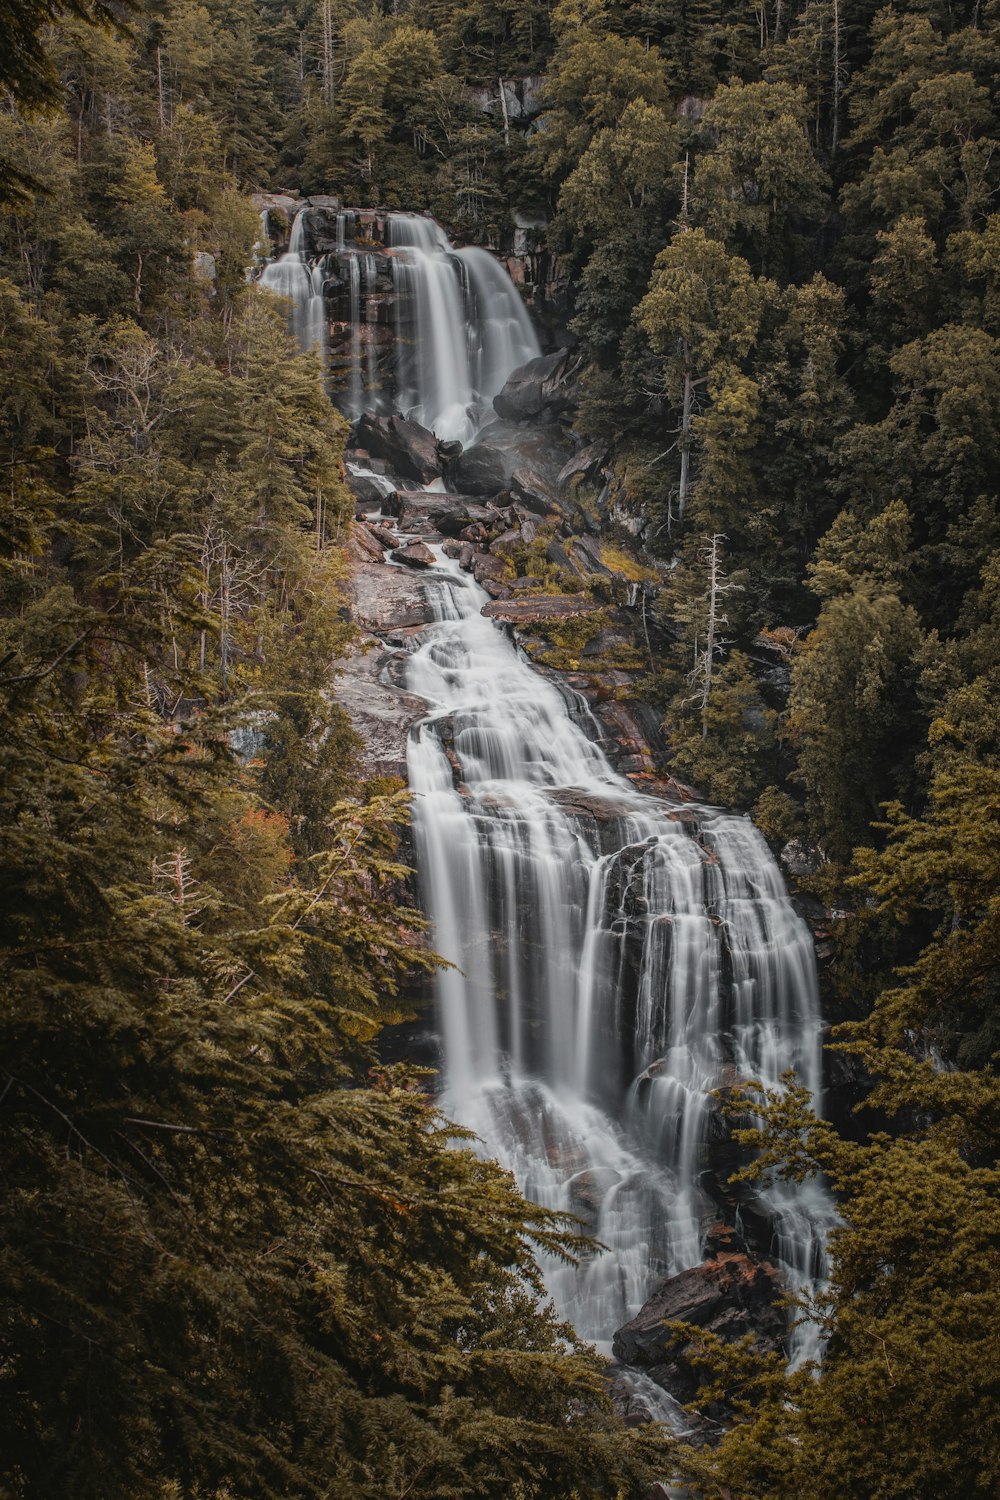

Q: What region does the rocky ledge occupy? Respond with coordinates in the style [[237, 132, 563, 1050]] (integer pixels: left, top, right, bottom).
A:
[[339, 378, 678, 782]]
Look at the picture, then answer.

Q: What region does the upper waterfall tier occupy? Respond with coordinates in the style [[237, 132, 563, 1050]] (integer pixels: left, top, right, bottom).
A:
[[257, 206, 540, 444]]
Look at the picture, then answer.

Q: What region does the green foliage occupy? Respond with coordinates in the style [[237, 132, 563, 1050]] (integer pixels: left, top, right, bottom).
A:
[[788, 584, 926, 859], [673, 1095, 1000, 1500]]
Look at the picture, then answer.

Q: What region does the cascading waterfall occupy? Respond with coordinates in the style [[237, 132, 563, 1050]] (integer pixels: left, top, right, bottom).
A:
[[258, 208, 326, 361], [257, 200, 833, 1372], [407, 554, 835, 1363], [364, 253, 379, 401]]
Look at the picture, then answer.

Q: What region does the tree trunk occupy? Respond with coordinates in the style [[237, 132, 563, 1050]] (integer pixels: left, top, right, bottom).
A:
[[831, 0, 843, 157], [700, 533, 723, 738], [498, 77, 510, 150], [677, 359, 693, 528], [321, 0, 335, 108]]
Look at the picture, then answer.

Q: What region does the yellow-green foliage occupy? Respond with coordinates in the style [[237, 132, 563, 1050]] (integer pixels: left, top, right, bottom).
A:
[[530, 608, 611, 671], [598, 542, 659, 584]]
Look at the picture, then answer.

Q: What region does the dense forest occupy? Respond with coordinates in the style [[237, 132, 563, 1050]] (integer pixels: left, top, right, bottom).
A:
[[1, 0, 998, 1497]]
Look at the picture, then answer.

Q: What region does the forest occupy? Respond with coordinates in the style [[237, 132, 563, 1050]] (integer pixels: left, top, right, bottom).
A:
[[0, 0, 997, 1497]]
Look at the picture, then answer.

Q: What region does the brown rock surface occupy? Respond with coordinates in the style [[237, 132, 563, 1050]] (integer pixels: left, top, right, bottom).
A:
[[482, 595, 601, 625]]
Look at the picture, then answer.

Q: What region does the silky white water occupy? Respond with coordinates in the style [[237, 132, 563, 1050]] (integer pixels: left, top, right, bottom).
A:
[[389, 213, 540, 443], [407, 553, 834, 1361], [258, 208, 326, 360]]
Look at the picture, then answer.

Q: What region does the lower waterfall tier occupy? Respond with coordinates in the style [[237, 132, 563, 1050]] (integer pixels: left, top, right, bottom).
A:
[[406, 551, 836, 1367]]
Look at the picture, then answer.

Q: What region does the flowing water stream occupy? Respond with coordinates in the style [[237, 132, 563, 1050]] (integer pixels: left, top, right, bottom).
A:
[[407, 556, 833, 1363]]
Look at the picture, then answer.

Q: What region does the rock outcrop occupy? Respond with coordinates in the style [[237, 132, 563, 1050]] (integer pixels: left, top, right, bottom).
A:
[[482, 595, 602, 625], [352, 413, 442, 486], [612, 1226, 786, 1410]]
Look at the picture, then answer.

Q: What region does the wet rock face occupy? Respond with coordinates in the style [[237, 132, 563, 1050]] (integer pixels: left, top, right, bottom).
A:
[[612, 1226, 786, 1408], [353, 413, 442, 486]]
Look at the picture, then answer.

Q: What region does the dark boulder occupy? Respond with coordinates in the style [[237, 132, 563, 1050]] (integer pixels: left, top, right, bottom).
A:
[[510, 464, 562, 514], [570, 536, 612, 576], [558, 440, 610, 492], [436, 504, 496, 538], [445, 441, 510, 496], [346, 470, 390, 511], [354, 413, 441, 485], [545, 539, 582, 575], [493, 349, 580, 422]]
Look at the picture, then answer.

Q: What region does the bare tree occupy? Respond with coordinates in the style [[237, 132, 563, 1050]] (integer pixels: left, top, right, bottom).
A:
[[685, 534, 741, 738]]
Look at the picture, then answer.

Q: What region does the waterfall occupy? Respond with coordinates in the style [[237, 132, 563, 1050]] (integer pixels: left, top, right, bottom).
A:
[[386, 213, 541, 443], [258, 208, 326, 362], [458, 245, 540, 403], [407, 553, 834, 1362], [257, 207, 540, 438], [346, 255, 363, 417]]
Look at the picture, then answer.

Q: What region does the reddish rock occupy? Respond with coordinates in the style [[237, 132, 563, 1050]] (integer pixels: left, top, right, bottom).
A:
[[369, 523, 398, 550], [353, 524, 386, 563], [472, 553, 509, 585], [612, 1236, 786, 1407], [482, 595, 601, 625]]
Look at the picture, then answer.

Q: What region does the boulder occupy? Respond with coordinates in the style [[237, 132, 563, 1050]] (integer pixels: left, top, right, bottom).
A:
[[369, 523, 398, 550], [355, 413, 441, 486], [558, 440, 609, 492], [570, 536, 612, 576], [493, 349, 580, 422], [612, 1237, 786, 1407], [781, 837, 825, 878], [510, 464, 562, 514], [436, 504, 496, 538], [391, 541, 436, 569], [472, 553, 509, 586], [545, 539, 582, 575], [445, 441, 510, 496], [489, 528, 524, 560], [353, 524, 386, 562]]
